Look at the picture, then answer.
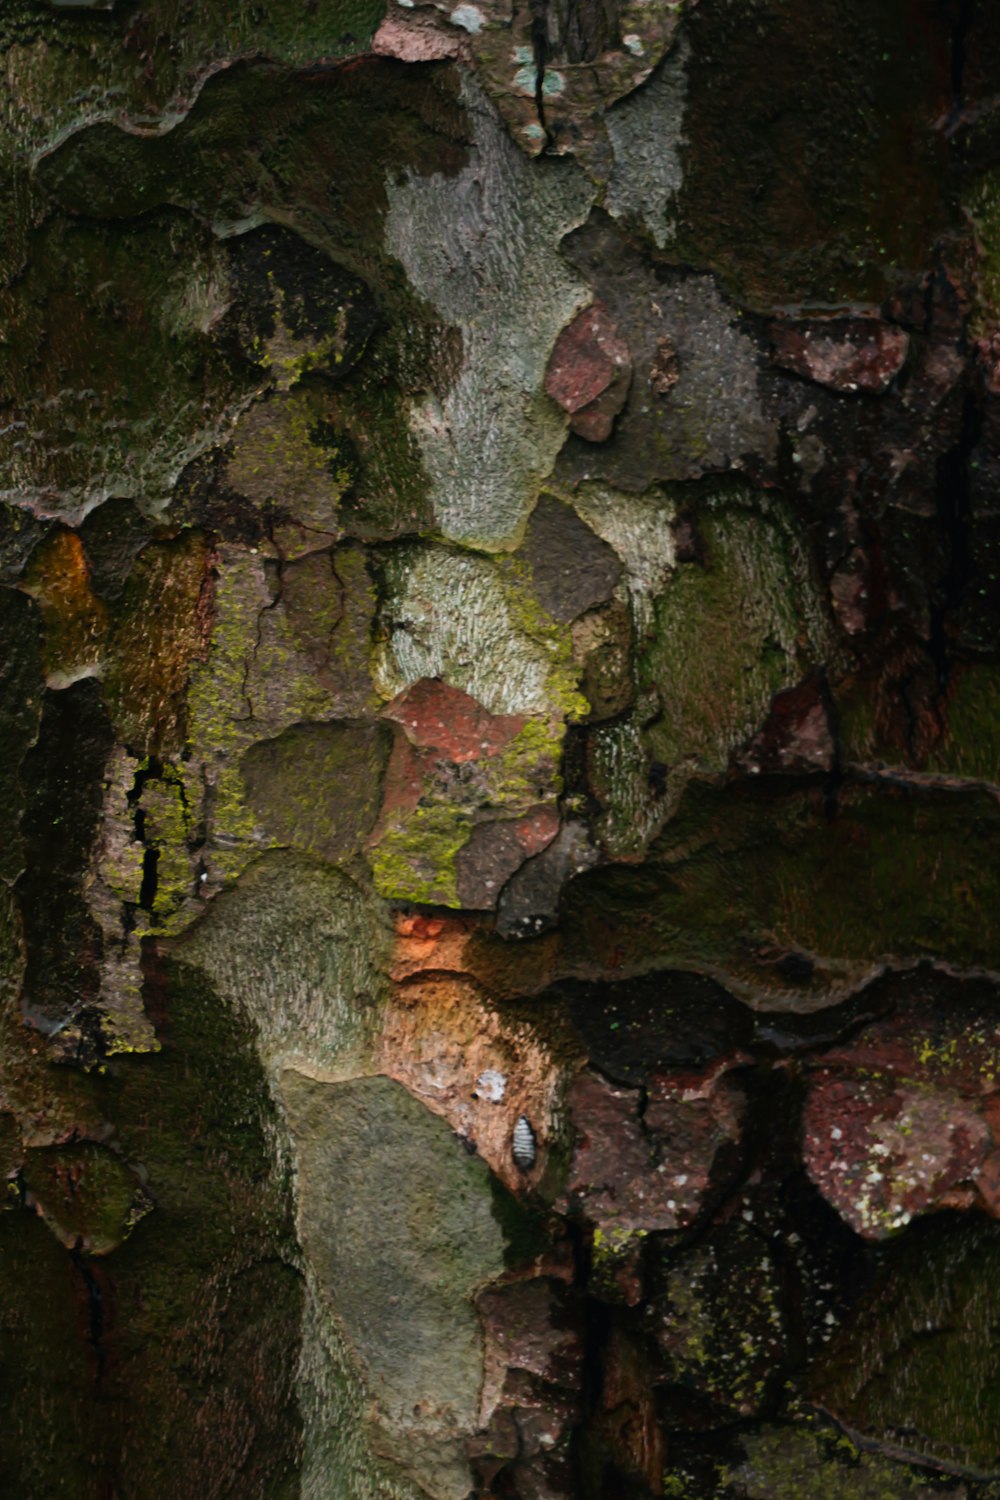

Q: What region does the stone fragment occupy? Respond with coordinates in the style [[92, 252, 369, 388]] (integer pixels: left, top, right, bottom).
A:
[[478, 1279, 584, 1412], [224, 224, 377, 389], [802, 993, 1000, 1238], [770, 319, 909, 393], [804, 1074, 989, 1237], [0, 591, 44, 885], [372, 679, 563, 907], [384, 96, 594, 545], [544, 302, 633, 441], [0, 214, 251, 521], [455, 809, 560, 911], [372, 13, 460, 60], [385, 676, 527, 762], [496, 821, 600, 938], [374, 542, 585, 719], [558, 223, 778, 489], [734, 672, 836, 776], [556, 1061, 746, 1237], [19, 528, 107, 688], [519, 495, 622, 624]]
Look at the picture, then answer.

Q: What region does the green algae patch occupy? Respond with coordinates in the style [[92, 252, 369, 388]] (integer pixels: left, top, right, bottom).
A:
[[372, 804, 469, 908], [640, 490, 835, 777], [370, 707, 565, 909]]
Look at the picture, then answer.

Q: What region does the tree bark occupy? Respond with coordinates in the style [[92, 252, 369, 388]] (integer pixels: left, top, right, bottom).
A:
[[2, 1, 1000, 1495]]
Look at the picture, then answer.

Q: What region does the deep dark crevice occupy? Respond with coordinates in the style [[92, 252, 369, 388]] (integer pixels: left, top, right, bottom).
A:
[[529, 0, 553, 148], [70, 1247, 106, 1383], [138, 846, 159, 914]]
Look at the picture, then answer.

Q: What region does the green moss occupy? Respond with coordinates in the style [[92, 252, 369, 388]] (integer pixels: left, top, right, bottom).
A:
[[372, 804, 468, 907], [640, 490, 834, 776], [724, 1420, 954, 1498], [561, 777, 1000, 1004], [22, 1141, 152, 1257]]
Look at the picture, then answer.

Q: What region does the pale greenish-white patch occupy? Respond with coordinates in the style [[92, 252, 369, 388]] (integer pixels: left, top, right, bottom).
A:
[[373, 542, 583, 718], [448, 2, 483, 31], [173, 853, 388, 1083], [605, 34, 689, 249], [568, 481, 677, 636], [384, 78, 595, 549], [172, 857, 425, 1500], [284, 1072, 508, 1500]]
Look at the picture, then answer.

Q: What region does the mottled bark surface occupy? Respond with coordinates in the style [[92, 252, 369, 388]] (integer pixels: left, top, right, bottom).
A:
[[3, 1, 1000, 1496]]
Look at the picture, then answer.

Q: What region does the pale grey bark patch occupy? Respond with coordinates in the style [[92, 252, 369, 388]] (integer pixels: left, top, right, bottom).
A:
[[384, 78, 595, 549]]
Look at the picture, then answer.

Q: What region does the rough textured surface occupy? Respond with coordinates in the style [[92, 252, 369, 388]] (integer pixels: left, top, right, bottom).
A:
[[4, 1, 1000, 1496]]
